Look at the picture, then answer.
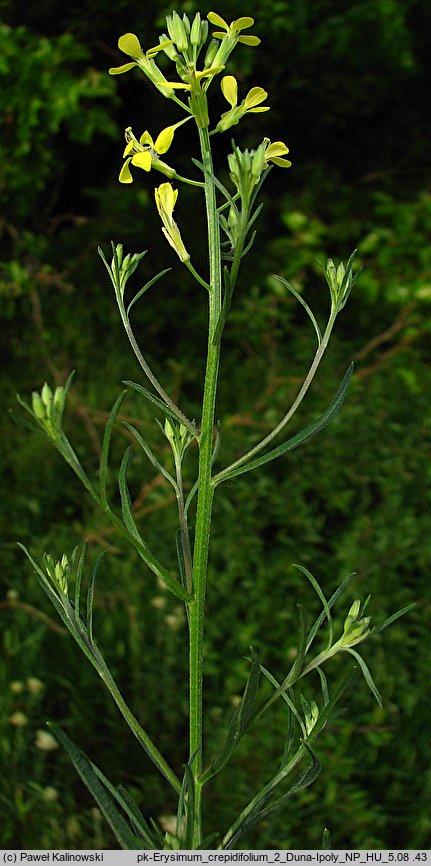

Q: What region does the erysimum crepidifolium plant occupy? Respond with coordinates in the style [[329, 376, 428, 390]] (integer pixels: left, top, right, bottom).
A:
[[16, 10, 415, 851]]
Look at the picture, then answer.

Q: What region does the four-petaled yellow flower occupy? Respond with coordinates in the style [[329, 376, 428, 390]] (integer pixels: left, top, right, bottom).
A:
[[109, 32, 176, 98], [215, 75, 269, 133], [119, 126, 177, 184], [263, 138, 292, 169], [155, 183, 190, 262], [207, 12, 261, 47]]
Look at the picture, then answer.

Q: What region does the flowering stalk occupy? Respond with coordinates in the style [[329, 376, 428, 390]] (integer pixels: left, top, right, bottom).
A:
[[16, 9, 414, 852]]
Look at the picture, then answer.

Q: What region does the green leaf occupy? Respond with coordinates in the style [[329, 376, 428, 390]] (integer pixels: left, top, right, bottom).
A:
[[293, 564, 333, 653], [126, 268, 171, 319], [175, 528, 188, 592], [49, 724, 146, 849], [201, 649, 260, 783], [307, 571, 356, 650], [115, 785, 158, 847], [225, 743, 320, 849], [123, 380, 188, 427], [216, 363, 354, 482], [100, 389, 128, 506], [73, 542, 87, 629], [344, 648, 383, 706], [118, 446, 143, 543], [116, 450, 192, 603], [177, 756, 196, 849], [275, 275, 322, 347], [316, 666, 330, 705], [222, 669, 356, 849], [371, 601, 416, 635], [213, 266, 233, 344], [258, 665, 306, 738], [87, 550, 107, 646], [124, 422, 178, 492]]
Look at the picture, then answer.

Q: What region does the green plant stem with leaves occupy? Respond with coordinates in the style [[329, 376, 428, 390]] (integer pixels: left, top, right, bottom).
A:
[[15, 9, 414, 851]]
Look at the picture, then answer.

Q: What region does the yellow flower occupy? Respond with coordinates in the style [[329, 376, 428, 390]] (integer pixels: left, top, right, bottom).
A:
[[263, 138, 292, 168], [207, 12, 260, 46], [109, 32, 175, 98], [119, 126, 176, 184], [154, 183, 189, 262], [215, 75, 269, 133]]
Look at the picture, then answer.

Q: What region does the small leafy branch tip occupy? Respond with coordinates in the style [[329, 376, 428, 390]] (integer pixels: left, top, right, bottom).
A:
[[15, 6, 415, 852]]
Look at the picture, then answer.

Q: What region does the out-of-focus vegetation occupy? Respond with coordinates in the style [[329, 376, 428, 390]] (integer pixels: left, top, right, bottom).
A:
[[1, 0, 430, 849]]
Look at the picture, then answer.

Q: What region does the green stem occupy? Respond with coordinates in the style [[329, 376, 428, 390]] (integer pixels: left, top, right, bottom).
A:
[[188, 122, 222, 847]]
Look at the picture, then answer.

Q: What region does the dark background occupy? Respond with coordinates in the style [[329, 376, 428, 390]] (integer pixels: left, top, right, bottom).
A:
[[1, 0, 430, 849]]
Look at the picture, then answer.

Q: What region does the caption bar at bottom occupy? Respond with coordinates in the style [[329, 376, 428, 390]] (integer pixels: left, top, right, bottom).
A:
[[1, 852, 430, 865]]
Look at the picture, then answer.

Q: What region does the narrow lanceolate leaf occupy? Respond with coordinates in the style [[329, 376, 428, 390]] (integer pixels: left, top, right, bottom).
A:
[[308, 572, 356, 646], [212, 267, 233, 344], [215, 363, 354, 484], [201, 649, 260, 783], [258, 665, 306, 738], [224, 744, 321, 849], [90, 777, 157, 849], [344, 648, 383, 706], [49, 724, 146, 849], [126, 268, 171, 319], [222, 669, 356, 849], [73, 542, 88, 629], [100, 390, 128, 506], [123, 380, 192, 428], [371, 601, 416, 636], [118, 446, 142, 543], [178, 757, 196, 849], [87, 550, 107, 646], [124, 423, 178, 492], [294, 564, 333, 653], [275, 276, 322, 347], [117, 449, 192, 603]]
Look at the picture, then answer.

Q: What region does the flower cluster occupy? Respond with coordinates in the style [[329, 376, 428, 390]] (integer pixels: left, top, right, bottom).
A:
[[108, 11, 292, 279]]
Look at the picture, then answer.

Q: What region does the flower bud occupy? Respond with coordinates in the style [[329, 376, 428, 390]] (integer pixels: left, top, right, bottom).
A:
[[41, 382, 53, 408], [32, 391, 46, 420]]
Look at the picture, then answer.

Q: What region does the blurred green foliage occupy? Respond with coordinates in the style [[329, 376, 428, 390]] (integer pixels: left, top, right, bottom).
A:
[[1, 0, 430, 850]]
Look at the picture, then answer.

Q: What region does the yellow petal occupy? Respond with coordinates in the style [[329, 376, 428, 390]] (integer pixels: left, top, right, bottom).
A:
[[158, 81, 192, 90], [131, 152, 152, 171], [119, 159, 133, 184], [154, 126, 175, 154], [196, 65, 225, 79], [139, 131, 154, 147], [123, 141, 134, 157], [238, 35, 261, 45], [271, 156, 292, 167], [266, 141, 289, 158], [109, 62, 136, 75], [231, 17, 254, 31], [146, 39, 173, 57], [118, 33, 142, 58], [221, 75, 238, 107], [207, 11, 229, 30], [248, 106, 270, 113], [244, 86, 267, 108], [155, 182, 177, 218]]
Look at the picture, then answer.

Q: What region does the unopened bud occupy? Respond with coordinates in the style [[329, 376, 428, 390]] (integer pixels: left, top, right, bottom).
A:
[[32, 392, 46, 420], [41, 382, 53, 408]]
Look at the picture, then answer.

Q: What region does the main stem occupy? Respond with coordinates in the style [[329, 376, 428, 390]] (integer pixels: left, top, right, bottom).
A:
[[188, 123, 222, 847]]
